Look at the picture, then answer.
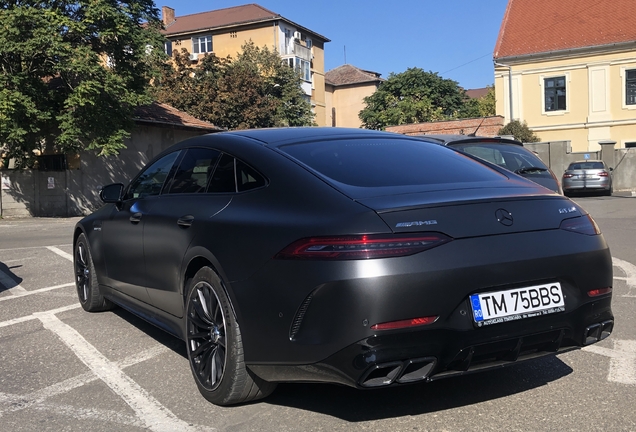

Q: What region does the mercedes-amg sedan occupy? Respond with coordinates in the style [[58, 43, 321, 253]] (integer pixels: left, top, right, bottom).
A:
[[74, 128, 613, 406]]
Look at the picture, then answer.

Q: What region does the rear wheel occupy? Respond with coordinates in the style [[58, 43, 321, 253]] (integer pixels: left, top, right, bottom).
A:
[[185, 267, 276, 406], [74, 233, 114, 312]]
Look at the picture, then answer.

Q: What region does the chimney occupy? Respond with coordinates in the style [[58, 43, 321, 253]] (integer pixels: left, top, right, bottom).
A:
[[162, 6, 175, 26]]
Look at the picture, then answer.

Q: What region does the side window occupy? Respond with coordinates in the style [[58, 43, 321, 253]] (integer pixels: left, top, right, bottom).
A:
[[236, 160, 267, 192], [126, 151, 180, 200], [626, 69, 636, 105], [166, 148, 221, 194], [207, 154, 236, 193], [544, 76, 566, 111]]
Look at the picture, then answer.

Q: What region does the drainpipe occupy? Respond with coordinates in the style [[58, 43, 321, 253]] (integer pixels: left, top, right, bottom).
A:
[[495, 62, 514, 122]]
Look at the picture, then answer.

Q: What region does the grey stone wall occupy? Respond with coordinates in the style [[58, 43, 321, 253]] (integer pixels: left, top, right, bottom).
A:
[[0, 124, 214, 218]]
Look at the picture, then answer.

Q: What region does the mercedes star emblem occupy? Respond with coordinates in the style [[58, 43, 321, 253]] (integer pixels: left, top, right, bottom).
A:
[[495, 208, 514, 226]]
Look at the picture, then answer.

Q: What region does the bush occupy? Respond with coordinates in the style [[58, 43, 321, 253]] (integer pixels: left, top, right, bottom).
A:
[[498, 120, 540, 143]]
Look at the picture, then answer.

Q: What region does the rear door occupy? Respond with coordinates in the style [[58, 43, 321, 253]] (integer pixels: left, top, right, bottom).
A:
[[142, 148, 232, 317]]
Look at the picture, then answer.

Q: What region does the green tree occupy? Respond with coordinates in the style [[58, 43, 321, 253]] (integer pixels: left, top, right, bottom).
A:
[[359, 68, 468, 130], [153, 42, 314, 130], [459, 85, 496, 118], [498, 120, 540, 143], [0, 0, 165, 167]]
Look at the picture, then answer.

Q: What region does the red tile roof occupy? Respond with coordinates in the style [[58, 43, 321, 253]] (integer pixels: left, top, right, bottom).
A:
[[325, 64, 383, 86], [134, 102, 223, 131], [465, 87, 490, 99], [162, 3, 329, 41], [494, 0, 636, 60]]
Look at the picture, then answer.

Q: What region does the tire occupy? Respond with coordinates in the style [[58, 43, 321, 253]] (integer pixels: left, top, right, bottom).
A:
[[74, 233, 114, 312], [185, 267, 276, 406]]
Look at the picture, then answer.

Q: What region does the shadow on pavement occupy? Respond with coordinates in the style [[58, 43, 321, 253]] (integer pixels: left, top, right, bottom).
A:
[[0, 261, 24, 292], [262, 355, 573, 421]]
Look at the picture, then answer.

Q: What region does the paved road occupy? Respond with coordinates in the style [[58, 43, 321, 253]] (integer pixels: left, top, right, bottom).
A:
[[0, 196, 635, 431]]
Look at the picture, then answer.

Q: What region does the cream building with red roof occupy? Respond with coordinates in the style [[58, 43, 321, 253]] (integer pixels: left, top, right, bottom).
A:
[[494, 0, 636, 151]]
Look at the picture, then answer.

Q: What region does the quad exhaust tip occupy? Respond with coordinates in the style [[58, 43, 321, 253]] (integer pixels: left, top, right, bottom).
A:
[[584, 320, 613, 345], [359, 357, 437, 388]]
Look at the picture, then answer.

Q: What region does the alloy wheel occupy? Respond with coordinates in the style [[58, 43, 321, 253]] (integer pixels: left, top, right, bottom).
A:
[[187, 281, 227, 391]]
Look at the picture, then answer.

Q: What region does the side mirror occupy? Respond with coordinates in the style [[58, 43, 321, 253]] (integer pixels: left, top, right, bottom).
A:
[[609, 167, 614, 171], [99, 183, 124, 203]]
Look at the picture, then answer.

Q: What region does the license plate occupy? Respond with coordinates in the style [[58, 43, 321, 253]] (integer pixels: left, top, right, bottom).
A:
[[470, 282, 565, 326]]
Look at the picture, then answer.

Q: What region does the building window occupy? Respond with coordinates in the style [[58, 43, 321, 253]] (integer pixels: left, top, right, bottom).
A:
[[192, 35, 212, 54], [626, 69, 636, 105], [299, 59, 311, 82], [544, 76, 566, 111], [164, 41, 172, 56], [283, 57, 311, 82]]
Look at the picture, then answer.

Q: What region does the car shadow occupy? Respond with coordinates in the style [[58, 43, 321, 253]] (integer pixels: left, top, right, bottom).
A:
[[0, 261, 23, 293], [262, 355, 573, 421], [111, 307, 188, 358], [108, 303, 574, 420]]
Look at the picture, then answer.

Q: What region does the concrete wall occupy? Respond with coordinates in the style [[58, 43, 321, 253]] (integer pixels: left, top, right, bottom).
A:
[[524, 140, 636, 191], [0, 124, 213, 218]]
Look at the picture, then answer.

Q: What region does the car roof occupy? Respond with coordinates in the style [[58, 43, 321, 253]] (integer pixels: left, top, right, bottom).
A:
[[569, 160, 604, 164], [415, 134, 523, 146], [218, 127, 415, 148]]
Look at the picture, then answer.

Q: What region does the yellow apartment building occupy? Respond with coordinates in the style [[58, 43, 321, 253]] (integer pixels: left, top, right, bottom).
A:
[[494, 0, 636, 151], [161, 4, 330, 126]]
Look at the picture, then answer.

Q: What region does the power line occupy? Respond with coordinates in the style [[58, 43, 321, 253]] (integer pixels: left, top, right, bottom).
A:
[[440, 0, 608, 76]]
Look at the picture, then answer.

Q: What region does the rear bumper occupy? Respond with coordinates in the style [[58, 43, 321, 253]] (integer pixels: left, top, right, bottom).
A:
[[563, 179, 611, 191], [248, 296, 613, 387]]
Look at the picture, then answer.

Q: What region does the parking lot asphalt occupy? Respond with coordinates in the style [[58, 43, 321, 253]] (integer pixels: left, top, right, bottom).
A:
[[0, 195, 635, 431]]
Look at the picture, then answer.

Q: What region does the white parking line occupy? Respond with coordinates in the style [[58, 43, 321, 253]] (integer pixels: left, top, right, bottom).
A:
[[46, 246, 73, 262], [613, 257, 636, 298], [0, 243, 73, 253], [0, 345, 170, 417], [0, 303, 80, 328], [0, 282, 74, 302], [584, 340, 636, 385], [35, 312, 205, 432]]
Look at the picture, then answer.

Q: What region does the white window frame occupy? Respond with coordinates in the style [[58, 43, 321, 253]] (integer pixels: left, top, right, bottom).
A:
[[540, 72, 570, 116], [620, 66, 636, 110], [192, 35, 212, 54]]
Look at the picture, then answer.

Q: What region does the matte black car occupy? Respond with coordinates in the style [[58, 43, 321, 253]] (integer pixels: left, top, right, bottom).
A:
[[562, 160, 613, 196], [74, 128, 613, 406], [418, 135, 562, 194]]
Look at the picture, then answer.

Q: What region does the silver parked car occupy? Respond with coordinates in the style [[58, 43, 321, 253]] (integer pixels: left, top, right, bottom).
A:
[[562, 160, 613, 196]]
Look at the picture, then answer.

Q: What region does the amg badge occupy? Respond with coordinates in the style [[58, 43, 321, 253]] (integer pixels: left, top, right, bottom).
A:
[[396, 220, 438, 228]]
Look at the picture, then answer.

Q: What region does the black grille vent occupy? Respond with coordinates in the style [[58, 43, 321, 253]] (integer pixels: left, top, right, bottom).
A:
[[289, 294, 313, 340]]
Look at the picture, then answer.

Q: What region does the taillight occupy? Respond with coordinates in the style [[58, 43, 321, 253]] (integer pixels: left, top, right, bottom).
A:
[[563, 173, 574, 178], [599, 171, 609, 177], [559, 215, 601, 235], [588, 287, 612, 297], [275, 233, 452, 260], [371, 316, 438, 330]]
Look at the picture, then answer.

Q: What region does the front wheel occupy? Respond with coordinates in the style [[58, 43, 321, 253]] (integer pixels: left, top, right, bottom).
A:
[[185, 267, 276, 405], [74, 233, 114, 312]]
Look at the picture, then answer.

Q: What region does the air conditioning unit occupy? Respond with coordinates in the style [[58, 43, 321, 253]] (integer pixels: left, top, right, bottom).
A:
[[293, 31, 302, 40], [189, 53, 198, 61]]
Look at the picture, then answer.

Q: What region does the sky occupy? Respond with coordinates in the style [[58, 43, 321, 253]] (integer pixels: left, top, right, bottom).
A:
[[157, 0, 510, 90]]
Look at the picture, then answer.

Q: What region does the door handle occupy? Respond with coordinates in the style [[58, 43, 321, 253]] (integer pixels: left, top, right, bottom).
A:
[[177, 215, 195, 227], [129, 212, 142, 223]]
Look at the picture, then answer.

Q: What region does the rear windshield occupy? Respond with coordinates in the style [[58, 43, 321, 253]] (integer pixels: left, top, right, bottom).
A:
[[449, 142, 549, 174], [567, 162, 605, 170], [279, 138, 504, 187]]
